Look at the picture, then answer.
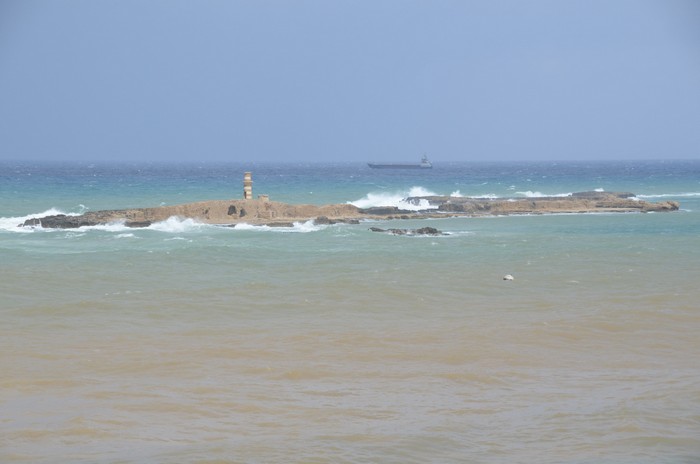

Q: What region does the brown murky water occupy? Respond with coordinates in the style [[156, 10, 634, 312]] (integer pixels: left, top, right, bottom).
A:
[[2, 215, 699, 463]]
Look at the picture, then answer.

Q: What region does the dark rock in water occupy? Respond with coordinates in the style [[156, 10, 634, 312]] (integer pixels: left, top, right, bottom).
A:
[[415, 227, 443, 235], [437, 202, 492, 213], [125, 221, 152, 228], [22, 214, 100, 229], [313, 216, 335, 225], [361, 206, 403, 215], [21, 214, 152, 229], [313, 216, 362, 225], [369, 226, 444, 236], [21, 218, 42, 227]]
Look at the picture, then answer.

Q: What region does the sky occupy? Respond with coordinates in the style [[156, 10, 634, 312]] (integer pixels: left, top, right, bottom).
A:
[[1, 0, 699, 163]]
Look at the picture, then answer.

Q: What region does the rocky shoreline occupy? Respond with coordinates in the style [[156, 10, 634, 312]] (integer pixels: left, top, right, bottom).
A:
[[20, 192, 679, 229]]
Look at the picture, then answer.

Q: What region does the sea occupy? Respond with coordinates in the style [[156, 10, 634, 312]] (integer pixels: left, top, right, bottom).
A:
[[1, 160, 699, 464]]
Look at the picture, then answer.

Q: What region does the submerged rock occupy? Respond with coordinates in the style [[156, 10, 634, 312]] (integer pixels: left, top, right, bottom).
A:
[[369, 226, 445, 236], [360, 206, 405, 215]]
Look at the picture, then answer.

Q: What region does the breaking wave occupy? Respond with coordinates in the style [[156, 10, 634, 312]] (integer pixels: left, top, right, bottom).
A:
[[346, 186, 600, 210], [0, 208, 81, 233], [349, 186, 438, 211], [82, 217, 209, 233], [0, 212, 210, 234], [232, 220, 324, 233], [515, 191, 573, 198], [347, 186, 595, 208], [147, 217, 207, 233], [636, 192, 700, 199], [451, 190, 499, 199]]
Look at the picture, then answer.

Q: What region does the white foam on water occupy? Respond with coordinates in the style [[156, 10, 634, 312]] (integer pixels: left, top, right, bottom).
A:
[[349, 192, 406, 209], [515, 191, 573, 198], [637, 192, 700, 199], [287, 220, 324, 233], [0, 208, 80, 233], [147, 216, 207, 233], [2, 213, 212, 234], [451, 191, 576, 200], [82, 221, 132, 232], [453, 190, 513, 199], [233, 220, 325, 233], [349, 186, 439, 211], [407, 186, 437, 197], [95, 217, 215, 234], [232, 223, 268, 231]]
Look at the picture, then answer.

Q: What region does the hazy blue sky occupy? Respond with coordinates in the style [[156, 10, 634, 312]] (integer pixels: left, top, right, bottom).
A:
[[1, 0, 699, 163]]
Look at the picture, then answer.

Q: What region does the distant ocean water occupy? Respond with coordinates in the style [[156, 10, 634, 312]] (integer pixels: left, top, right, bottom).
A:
[[1, 160, 699, 463]]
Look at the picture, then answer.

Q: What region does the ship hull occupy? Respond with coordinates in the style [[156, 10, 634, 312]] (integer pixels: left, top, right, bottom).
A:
[[367, 163, 432, 169]]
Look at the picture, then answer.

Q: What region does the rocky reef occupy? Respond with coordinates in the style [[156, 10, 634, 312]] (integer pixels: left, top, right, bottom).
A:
[[20, 192, 679, 229], [370, 191, 680, 217], [20, 199, 362, 229], [369, 227, 446, 236]]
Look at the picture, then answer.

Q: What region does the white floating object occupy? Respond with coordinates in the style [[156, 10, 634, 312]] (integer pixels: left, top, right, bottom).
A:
[[503, 274, 514, 281]]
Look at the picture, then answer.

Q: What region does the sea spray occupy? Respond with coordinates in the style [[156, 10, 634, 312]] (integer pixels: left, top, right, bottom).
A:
[[515, 191, 573, 198], [233, 220, 325, 233], [0, 208, 81, 233], [147, 216, 207, 233], [349, 186, 438, 211]]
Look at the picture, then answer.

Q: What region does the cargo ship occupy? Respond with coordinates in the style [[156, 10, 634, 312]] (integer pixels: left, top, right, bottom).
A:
[[368, 155, 432, 169]]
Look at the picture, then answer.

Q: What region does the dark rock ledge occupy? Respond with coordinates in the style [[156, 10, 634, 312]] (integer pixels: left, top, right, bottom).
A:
[[369, 227, 446, 236]]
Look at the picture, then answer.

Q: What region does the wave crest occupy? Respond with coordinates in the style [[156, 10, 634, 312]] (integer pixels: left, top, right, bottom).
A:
[[349, 186, 438, 211], [233, 220, 323, 233], [637, 192, 700, 199], [147, 217, 206, 233], [515, 191, 573, 198], [0, 208, 81, 232]]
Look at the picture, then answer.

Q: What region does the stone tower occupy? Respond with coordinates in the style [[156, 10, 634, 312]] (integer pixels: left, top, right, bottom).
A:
[[243, 172, 253, 200]]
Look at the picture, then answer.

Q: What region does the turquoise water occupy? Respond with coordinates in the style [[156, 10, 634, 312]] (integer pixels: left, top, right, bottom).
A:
[[2, 159, 698, 213], [1, 160, 699, 463]]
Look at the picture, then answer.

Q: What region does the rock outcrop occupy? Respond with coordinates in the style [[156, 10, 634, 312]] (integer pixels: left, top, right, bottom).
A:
[[405, 191, 680, 215], [369, 227, 446, 236], [20, 192, 679, 229], [21, 199, 364, 229]]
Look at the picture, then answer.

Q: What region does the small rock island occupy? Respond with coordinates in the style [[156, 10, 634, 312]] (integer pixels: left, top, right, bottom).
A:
[[21, 193, 679, 230], [20, 173, 680, 229]]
